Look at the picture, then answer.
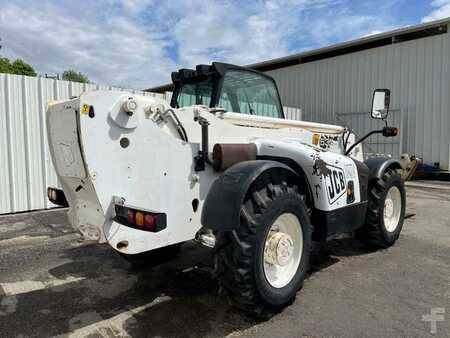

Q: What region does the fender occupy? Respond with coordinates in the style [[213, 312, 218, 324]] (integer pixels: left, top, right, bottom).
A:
[[365, 157, 402, 181], [201, 160, 298, 231]]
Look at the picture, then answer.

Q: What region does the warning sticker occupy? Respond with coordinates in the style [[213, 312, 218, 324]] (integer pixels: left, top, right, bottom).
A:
[[81, 104, 89, 114]]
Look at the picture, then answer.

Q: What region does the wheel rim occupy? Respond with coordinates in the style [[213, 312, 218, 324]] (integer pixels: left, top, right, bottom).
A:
[[263, 213, 303, 288], [384, 186, 402, 232]]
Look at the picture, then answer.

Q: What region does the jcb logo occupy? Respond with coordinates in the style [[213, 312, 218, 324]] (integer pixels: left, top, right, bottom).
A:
[[325, 166, 346, 204]]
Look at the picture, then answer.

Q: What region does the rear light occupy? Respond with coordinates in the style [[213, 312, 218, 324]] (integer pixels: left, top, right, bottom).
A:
[[135, 212, 144, 227], [127, 209, 135, 224], [47, 187, 69, 207], [144, 214, 156, 231], [114, 204, 166, 232]]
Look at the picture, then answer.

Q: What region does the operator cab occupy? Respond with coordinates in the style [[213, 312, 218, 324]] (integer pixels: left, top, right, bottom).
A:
[[171, 62, 284, 119]]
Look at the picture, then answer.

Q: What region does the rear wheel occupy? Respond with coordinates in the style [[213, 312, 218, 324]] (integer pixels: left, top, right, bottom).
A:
[[356, 169, 406, 248], [216, 173, 312, 318]]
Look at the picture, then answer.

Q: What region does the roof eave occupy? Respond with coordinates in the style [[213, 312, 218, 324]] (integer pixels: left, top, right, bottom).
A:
[[249, 17, 450, 71]]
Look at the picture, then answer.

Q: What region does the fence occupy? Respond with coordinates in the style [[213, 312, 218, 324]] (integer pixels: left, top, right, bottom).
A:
[[284, 106, 302, 121], [0, 73, 301, 214]]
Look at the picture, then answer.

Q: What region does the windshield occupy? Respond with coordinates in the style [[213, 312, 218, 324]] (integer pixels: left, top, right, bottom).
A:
[[218, 70, 283, 118], [173, 68, 283, 119], [175, 78, 213, 108]]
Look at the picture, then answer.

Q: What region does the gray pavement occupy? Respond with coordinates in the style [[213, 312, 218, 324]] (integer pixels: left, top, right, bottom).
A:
[[0, 184, 449, 337]]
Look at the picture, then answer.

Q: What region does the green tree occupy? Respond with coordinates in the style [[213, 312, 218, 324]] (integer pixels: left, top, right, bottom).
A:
[[62, 70, 89, 83], [10, 59, 37, 76], [0, 57, 11, 73], [0, 40, 37, 76], [0, 39, 12, 74]]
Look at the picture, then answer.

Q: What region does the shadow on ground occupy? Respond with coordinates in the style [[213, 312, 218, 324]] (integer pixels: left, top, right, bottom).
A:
[[1, 237, 374, 337]]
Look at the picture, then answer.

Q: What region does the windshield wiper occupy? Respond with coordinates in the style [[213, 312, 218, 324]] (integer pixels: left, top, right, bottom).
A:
[[242, 88, 254, 115]]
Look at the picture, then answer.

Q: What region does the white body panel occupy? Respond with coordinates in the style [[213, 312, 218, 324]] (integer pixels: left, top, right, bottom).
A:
[[256, 140, 361, 210], [47, 90, 362, 254]]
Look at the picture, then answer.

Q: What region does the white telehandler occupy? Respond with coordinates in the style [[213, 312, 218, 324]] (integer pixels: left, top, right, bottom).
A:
[[47, 63, 405, 318]]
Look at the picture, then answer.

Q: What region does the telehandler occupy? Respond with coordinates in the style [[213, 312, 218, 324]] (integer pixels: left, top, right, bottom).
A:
[[47, 62, 405, 317]]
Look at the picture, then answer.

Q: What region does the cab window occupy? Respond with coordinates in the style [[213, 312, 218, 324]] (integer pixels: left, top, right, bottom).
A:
[[218, 70, 283, 118], [176, 78, 213, 108]]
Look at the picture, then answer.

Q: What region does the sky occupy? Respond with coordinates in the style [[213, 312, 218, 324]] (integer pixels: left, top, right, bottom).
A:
[[0, 0, 449, 89]]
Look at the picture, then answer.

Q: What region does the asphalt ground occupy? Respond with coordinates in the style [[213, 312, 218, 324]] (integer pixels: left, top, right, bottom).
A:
[[0, 182, 449, 337]]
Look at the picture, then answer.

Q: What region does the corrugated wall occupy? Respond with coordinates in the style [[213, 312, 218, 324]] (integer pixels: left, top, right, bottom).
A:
[[284, 106, 302, 121], [0, 74, 301, 214], [268, 32, 450, 169], [0, 74, 170, 214]]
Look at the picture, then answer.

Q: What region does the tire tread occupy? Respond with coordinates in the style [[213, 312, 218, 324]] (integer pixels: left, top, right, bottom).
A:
[[216, 172, 311, 318], [357, 169, 405, 248]]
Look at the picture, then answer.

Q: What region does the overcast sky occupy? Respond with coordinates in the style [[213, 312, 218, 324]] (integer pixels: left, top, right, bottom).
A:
[[0, 0, 449, 89]]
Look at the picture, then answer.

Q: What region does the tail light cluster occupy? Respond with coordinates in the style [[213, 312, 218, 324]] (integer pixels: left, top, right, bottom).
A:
[[47, 187, 69, 207], [114, 204, 166, 232]]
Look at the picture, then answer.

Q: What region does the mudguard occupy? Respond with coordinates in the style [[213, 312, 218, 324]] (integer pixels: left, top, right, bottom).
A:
[[365, 157, 402, 181], [201, 160, 297, 231]]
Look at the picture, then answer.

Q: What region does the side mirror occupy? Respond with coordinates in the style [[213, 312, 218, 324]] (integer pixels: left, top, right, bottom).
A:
[[371, 89, 390, 119]]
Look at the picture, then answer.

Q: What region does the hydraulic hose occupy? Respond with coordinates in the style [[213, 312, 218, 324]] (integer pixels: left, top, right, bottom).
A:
[[166, 108, 188, 142]]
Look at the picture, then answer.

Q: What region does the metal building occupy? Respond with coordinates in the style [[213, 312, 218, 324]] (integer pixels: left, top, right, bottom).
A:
[[149, 18, 450, 170], [249, 18, 450, 170]]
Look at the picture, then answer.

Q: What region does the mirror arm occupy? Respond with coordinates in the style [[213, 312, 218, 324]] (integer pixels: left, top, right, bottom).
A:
[[344, 129, 383, 156]]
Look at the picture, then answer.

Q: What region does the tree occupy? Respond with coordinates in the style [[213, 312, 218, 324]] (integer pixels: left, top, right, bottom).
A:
[[0, 39, 37, 76], [0, 38, 37, 76], [10, 59, 37, 76], [0, 57, 11, 73], [62, 70, 89, 83], [0, 39, 11, 74]]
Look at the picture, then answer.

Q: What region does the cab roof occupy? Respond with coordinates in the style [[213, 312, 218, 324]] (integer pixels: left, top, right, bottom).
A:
[[171, 62, 277, 85]]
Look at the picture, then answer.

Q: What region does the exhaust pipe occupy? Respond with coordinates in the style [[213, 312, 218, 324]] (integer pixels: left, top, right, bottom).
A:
[[212, 143, 257, 171]]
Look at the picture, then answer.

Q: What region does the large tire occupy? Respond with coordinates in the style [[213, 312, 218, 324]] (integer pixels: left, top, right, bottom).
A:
[[356, 169, 406, 248], [118, 243, 182, 268], [215, 171, 312, 319]]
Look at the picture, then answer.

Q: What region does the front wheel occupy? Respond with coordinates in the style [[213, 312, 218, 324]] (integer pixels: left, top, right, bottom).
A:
[[356, 169, 406, 248], [216, 175, 312, 318]]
